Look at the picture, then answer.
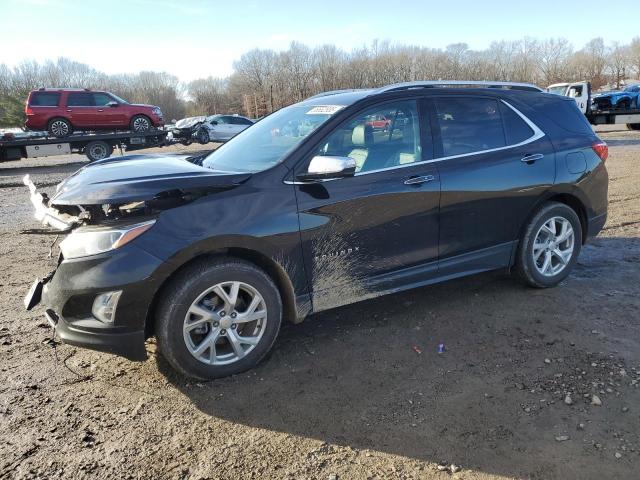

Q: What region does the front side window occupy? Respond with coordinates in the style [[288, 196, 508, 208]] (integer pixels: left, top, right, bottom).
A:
[[202, 103, 340, 173], [67, 93, 93, 107], [92, 93, 113, 106], [316, 100, 422, 173], [434, 97, 505, 157]]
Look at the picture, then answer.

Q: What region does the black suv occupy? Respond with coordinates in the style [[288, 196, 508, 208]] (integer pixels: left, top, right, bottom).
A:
[[24, 81, 609, 380]]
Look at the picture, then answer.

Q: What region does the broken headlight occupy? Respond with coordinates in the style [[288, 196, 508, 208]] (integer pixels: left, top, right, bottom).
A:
[[59, 220, 156, 259]]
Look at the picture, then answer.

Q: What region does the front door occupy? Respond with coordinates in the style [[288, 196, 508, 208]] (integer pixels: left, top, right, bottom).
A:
[[293, 99, 441, 312], [66, 92, 99, 130]]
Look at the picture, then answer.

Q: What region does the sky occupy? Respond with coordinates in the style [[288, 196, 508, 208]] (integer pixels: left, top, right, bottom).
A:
[[2, 0, 637, 82]]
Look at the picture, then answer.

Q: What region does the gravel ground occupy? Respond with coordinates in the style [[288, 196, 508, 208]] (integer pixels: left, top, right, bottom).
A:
[[0, 128, 638, 479]]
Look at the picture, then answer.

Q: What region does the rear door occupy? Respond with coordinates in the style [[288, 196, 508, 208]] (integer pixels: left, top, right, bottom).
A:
[[66, 92, 98, 130], [293, 98, 441, 311], [430, 95, 555, 272]]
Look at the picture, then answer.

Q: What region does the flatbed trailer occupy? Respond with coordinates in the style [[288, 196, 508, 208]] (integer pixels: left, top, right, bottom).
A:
[[0, 129, 169, 163], [586, 109, 640, 129], [546, 81, 640, 130]]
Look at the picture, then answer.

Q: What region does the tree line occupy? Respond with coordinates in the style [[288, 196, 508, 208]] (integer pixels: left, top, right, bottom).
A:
[[1, 36, 639, 127]]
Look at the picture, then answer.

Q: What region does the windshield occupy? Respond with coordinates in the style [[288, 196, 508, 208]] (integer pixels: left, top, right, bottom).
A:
[[202, 104, 343, 173], [547, 86, 568, 96], [111, 93, 130, 104]]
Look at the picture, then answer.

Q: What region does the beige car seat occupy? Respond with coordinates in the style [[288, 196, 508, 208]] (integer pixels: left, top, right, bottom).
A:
[[348, 124, 373, 172]]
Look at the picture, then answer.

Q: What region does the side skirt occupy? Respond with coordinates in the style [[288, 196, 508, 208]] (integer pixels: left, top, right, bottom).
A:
[[309, 241, 516, 316]]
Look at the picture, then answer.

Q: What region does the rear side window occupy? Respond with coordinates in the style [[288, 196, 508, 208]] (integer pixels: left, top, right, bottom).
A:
[[67, 93, 93, 107], [434, 97, 505, 157], [29, 92, 60, 106], [500, 102, 534, 145]]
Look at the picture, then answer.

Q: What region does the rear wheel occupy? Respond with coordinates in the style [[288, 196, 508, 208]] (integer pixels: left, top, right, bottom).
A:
[[627, 123, 640, 131], [48, 118, 72, 138], [130, 115, 152, 132], [155, 258, 282, 380], [514, 202, 582, 288], [85, 141, 113, 162]]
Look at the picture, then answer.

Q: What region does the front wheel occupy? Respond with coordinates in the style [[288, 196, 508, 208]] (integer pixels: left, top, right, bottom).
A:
[[514, 202, 582, 288], [155, 258, 282, 380], [130, 115, 152, 132], [196, 128, 210, 144]]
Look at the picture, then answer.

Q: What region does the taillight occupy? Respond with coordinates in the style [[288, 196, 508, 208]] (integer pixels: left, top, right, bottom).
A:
[[25, 103, 33, 115], [592, 141, 608, 162]]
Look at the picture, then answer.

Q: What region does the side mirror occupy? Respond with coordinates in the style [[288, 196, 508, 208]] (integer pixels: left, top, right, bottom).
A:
[[297, 156, 356, 181], [107, 101, 119, 107], [210, 120, 218, 126]]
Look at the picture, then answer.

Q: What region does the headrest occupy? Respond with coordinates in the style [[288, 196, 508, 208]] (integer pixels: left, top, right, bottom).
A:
[[352, 124, 373, 146]]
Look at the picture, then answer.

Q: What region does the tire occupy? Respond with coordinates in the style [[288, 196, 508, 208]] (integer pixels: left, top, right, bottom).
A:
[[155, 258, 282, 380], [196, 128, 210, 145], [514, 202, 582, 288], [85, 141, 113, 162], [627, 123, 640, 131], [130, 115, 152, 133], [47, 118, 72, 138]]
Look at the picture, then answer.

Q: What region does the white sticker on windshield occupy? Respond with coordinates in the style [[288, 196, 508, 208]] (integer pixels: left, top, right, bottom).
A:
[[306, 105, 345, 115]]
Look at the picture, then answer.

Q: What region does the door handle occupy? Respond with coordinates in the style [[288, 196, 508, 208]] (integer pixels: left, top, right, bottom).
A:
[[97, 109, 104, 112], [521, 153, 544, 164], [404, 174, 435, 185], [66, 109, 72, 112]]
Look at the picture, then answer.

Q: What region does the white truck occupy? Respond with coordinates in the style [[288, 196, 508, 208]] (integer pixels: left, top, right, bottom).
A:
[[546, 81, 640, 130]]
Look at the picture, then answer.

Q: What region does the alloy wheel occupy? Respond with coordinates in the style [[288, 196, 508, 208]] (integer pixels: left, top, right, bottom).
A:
[[183, 281, 268, 365], [50, 120, 69, 137], [132, 117, 150, 132], [532, 216, 575, 277]]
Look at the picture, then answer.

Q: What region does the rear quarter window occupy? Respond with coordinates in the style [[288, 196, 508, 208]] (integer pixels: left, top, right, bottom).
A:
[[535, 96, 594, 135], [29, 92, 60, 106]]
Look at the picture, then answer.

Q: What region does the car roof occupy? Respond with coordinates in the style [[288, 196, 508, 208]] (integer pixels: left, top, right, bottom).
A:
[[299, 81, 545, 108]]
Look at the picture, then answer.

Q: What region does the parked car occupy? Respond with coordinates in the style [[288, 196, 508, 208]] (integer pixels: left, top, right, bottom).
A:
[[171, 114, 253, 145], [24, 81, 608, 380], [365, 113, 391, 130], [591, 83, 640, 111], [25, 88, 164, 137]]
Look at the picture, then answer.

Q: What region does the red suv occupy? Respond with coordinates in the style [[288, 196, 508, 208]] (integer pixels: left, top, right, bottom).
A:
[[25, 89, 164, 137]]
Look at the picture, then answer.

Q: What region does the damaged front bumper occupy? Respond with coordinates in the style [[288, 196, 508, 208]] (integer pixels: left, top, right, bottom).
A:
[[23, 176, 163, 361], [24, 242, 164, 361]]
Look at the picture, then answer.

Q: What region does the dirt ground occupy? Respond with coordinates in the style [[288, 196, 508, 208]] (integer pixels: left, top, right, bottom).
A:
[[0, 127, 639, 480]]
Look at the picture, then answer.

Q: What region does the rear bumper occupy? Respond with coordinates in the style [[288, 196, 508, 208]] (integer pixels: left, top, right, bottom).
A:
[[586, 212, 607, 241], [25, 117, 47, 131]]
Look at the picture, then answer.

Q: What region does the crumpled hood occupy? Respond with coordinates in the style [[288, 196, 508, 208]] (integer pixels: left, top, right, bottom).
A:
[[175, 116, 206, 129], [51, 154, 250, 206]]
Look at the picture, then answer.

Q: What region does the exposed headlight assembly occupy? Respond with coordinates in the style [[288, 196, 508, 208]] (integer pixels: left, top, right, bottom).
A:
[[59, 220, 155, 259]]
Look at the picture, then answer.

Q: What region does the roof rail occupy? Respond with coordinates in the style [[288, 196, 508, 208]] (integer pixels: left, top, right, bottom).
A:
[[305, 89, 366, 100], [374, 81, 543, 94]]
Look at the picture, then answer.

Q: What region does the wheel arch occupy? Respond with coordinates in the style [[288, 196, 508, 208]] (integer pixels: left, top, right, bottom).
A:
[[144, 247, 299, 338], [518, 192, 588, 247]]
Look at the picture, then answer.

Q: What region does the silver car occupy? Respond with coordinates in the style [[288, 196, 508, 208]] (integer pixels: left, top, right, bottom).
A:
[[197, 114, 254, 143]]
